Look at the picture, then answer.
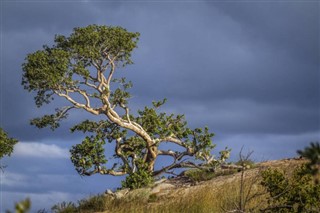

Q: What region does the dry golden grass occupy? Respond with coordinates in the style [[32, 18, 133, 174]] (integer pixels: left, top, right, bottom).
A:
[[99, 158, 306, 213], [100, 176, 267, 213]]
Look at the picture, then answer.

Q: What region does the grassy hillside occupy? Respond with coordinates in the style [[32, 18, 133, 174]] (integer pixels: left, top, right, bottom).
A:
[[47, 157, 319, 213]]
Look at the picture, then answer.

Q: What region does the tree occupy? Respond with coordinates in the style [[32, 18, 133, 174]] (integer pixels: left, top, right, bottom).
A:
[[22, 25, 229, 182], [298, 142, 320, 184], [0, 127, 18, 170]]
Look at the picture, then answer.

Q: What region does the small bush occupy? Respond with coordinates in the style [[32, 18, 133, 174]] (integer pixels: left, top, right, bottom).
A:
[[121, 169, 154, 189], [52, 195, 106, 213], [51, 201, 77, 213], [261, 165, 320, 212], [77, 194, 106, 212]]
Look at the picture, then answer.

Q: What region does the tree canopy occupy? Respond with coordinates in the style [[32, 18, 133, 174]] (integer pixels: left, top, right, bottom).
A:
[[22, 25, 229, 183]]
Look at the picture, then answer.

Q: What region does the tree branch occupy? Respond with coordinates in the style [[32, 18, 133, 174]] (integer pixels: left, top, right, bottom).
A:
[[81, 168, 127, 176], [54, 90, 100, 115], [115, 138, 132, 173], [153, 161, 206, 176], [160, 136, 188, 148], [120, 103, 131, 124]]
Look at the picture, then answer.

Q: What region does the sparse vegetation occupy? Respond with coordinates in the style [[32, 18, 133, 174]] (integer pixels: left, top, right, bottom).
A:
[[77, 195, 107, 212], [48, 157, 319, 213], [185, 168, 238, 182], [51, 201, 76, 213], [51, 195, 107, 213]]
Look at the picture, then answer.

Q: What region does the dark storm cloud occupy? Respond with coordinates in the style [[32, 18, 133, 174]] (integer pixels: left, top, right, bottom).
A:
[[2, 2, 100, 34], [106, 2, 319, 108], [1, 1, 318, 148], [213, 2, 319, 65], [101, 2, 319, 135]]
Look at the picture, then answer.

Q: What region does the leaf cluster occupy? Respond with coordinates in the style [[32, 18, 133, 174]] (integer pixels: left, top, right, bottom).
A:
[[110, 78, 133, 107], [0, 127, 18, 159], [30, 107, 71, 130], [70, 135, 107, 175], [121, 168, 154, 189]]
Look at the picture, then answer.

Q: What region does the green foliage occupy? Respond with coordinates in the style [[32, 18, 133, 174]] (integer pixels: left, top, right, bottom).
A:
[[261, 165, 320, 212], [0, 127, 18, 160], [30, 107, 71, 130], [70, 135, 107, 175], [298, 142, 320, 180], [6, 198, 31, 213], [122, 169, 154, 189]]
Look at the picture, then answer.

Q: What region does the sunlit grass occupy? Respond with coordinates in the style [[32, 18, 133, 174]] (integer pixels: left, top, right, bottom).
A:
[[52, 159, 308, 213]]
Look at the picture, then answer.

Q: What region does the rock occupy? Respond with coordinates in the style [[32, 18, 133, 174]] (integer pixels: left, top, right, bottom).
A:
[[105, 189, 114, 195], [114, 188, 130, 199], [154, 178, 167, 185], [151, 183, 175, 194]]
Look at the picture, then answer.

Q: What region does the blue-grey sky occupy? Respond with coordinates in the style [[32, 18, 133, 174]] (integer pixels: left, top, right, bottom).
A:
[[1, 1, 319, 211]]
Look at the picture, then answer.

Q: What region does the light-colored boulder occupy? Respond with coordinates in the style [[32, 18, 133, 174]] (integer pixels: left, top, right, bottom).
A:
[[114, 188, 130, 199], [151, 183, 175, 194]]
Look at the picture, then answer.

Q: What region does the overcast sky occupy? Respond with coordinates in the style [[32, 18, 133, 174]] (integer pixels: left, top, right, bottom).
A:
[[1, 0, 319, 211]]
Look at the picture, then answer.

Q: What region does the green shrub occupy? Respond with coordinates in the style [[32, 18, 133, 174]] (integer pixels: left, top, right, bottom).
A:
[[121, 169, 154, 189], [261, 165, 320, 212], [52, 195, 106, 213], [51, 201, 77, 213], [77, 194, 106, 212]]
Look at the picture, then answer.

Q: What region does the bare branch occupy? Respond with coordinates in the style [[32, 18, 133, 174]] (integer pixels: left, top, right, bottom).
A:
[[55, 106, 75, 121], [160, 136, 188, 148], [106, 54, 116, 87], [54, 90, 100, 115], [80, 78, 99, 91], [157, 150, 177, 158], [153, 161, 209, 176], [115, 138, 132, 173], [120, 103, 131, 124], [81, 168, 127, 176]]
